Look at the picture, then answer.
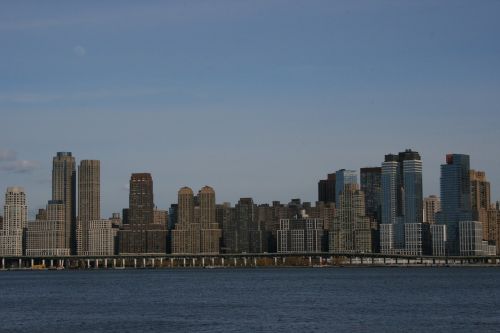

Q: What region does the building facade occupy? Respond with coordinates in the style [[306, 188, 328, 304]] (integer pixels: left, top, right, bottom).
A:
[[430, 224, 446, 256], [470, 170, 491, 240], [199, 186, 221, 254], [85, 220, 114, 256], [0, 187, 27, 256], [118, 173, 167, 254], [52, 152, 76, 253], [424, 195, 440, 224], [436, 154, 473, 255], [335, 169, 357, 205], [277, 217, 324, 253], [171, 186, 221, 254], [77, 160, 100, 255], [360, 167, 382, 221], [318, 173, 336, 204], [380, 149, 424, 254], [459, 221, 483, 256], [329, 184, 371, 254], [26, 200, 70, 256]]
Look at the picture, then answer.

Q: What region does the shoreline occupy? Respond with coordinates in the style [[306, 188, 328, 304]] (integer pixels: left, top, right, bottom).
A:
[[2, 264, 500, 271]]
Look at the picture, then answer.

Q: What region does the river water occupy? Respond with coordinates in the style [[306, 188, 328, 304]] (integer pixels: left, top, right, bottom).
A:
[[0, 267, 499, 332]]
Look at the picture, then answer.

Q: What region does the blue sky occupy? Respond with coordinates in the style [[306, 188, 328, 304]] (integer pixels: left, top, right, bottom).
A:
[[1, 1, 499, 218]]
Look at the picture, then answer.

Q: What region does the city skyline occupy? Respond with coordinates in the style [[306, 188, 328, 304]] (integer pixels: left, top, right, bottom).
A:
[[1, 1, 499, 217], [0, 149, 499, 219]]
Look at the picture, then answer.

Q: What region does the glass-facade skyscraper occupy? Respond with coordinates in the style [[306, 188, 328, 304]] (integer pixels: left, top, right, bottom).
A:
[[437, 154, 473, 255], [381, 150, 422, 225], [381, 149, 423, 252], [335, 169, 357, 206]]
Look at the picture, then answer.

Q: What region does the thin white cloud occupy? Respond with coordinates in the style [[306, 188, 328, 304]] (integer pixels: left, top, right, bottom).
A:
[[0, 87, 166, 104], [0, 160, 40, 173], [73, 45, 86, 57], [0, 149, 17, 162]]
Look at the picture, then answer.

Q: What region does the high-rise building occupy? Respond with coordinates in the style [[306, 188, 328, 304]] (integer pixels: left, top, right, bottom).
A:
[[35, 209, 47, 221], [168, 204, 178, 230], [381, 150, 423, 225], [52, 152, 76, 253], [404, 223, 430, 256], [335, 169, 357, 205], [217, 202, 234, 253], [459, 221, 483, 256], [329, 184, 371, 254], [318, 173, 336, 204], [77, 160, 100, 255], [436, 154, 473, 255], [0, 187, 28, 256], [26, 200, 70, 256], [118, 173, 167, 254], [171, 186, 221, 254], [360, 167, 382, 220], [229, 198, 264, 254], [277, 217, 324, 253], [199, 186, 221, 254], [424, 196, 441, 224], [381, 155, 399, 225], [153, 209, 168, 226], [430, 224, 446, 256], [380, 149, 423, 253], [470, 170, 491, 239], [232, 198, 252, 253], [109, 213, 122, 227], [85, 220, 114, 256], [171, 187, 200, 254]]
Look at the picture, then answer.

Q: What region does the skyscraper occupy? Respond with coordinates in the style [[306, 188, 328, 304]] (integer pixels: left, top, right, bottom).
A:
[[470, 170, 491, 239], [381, 150, 423, 225], [199, 186, 221, 254], [380, 149, 423, 253], [26, 200, 71, 256], [335, 169, 357, 205], [171, 186, 221, 254], [437, 154, 473, 255], [360, 167, 382, 220], [0, 187, 27, 256], [402, 151, 423, 224], [424, 195, 441, 224], [329, 184, 371, 254], [381, 155, 398, 225], [230, 198, 263, 253], [171, 187, 200, 254], [318, 173, 336, 204], [118, 173, 167, 254], [52, 152, 76, 253], [278, 216, 324, 254], [77, 160, 100, 255]]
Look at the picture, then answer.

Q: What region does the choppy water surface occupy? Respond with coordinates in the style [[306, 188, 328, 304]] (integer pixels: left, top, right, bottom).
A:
[[1, 267, 499, 332]]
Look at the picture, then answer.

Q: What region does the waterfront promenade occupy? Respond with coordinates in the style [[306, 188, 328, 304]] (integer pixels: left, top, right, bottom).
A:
[[2, 253, 500, 270]]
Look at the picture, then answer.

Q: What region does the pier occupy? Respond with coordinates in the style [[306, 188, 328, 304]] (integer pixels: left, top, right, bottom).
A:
[[1, 253, 499, 270]]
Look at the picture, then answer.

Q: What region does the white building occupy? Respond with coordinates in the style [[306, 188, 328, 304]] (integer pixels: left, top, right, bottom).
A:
[[25, 200, 70, 257], [26, 220, 70, 256], [430, 224, 446, 256], [84, 220, 114, 256], [404, 223, 424, 256], [459, 221, 483, 256], [0, 187, 27, 256], [482, 241, 496, 256], [278, 218, 324, 253], [380, 224, 394, 254]]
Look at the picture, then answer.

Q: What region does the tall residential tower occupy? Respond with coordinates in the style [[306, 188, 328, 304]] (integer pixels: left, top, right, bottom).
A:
[[52, 152, 76, 252]]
